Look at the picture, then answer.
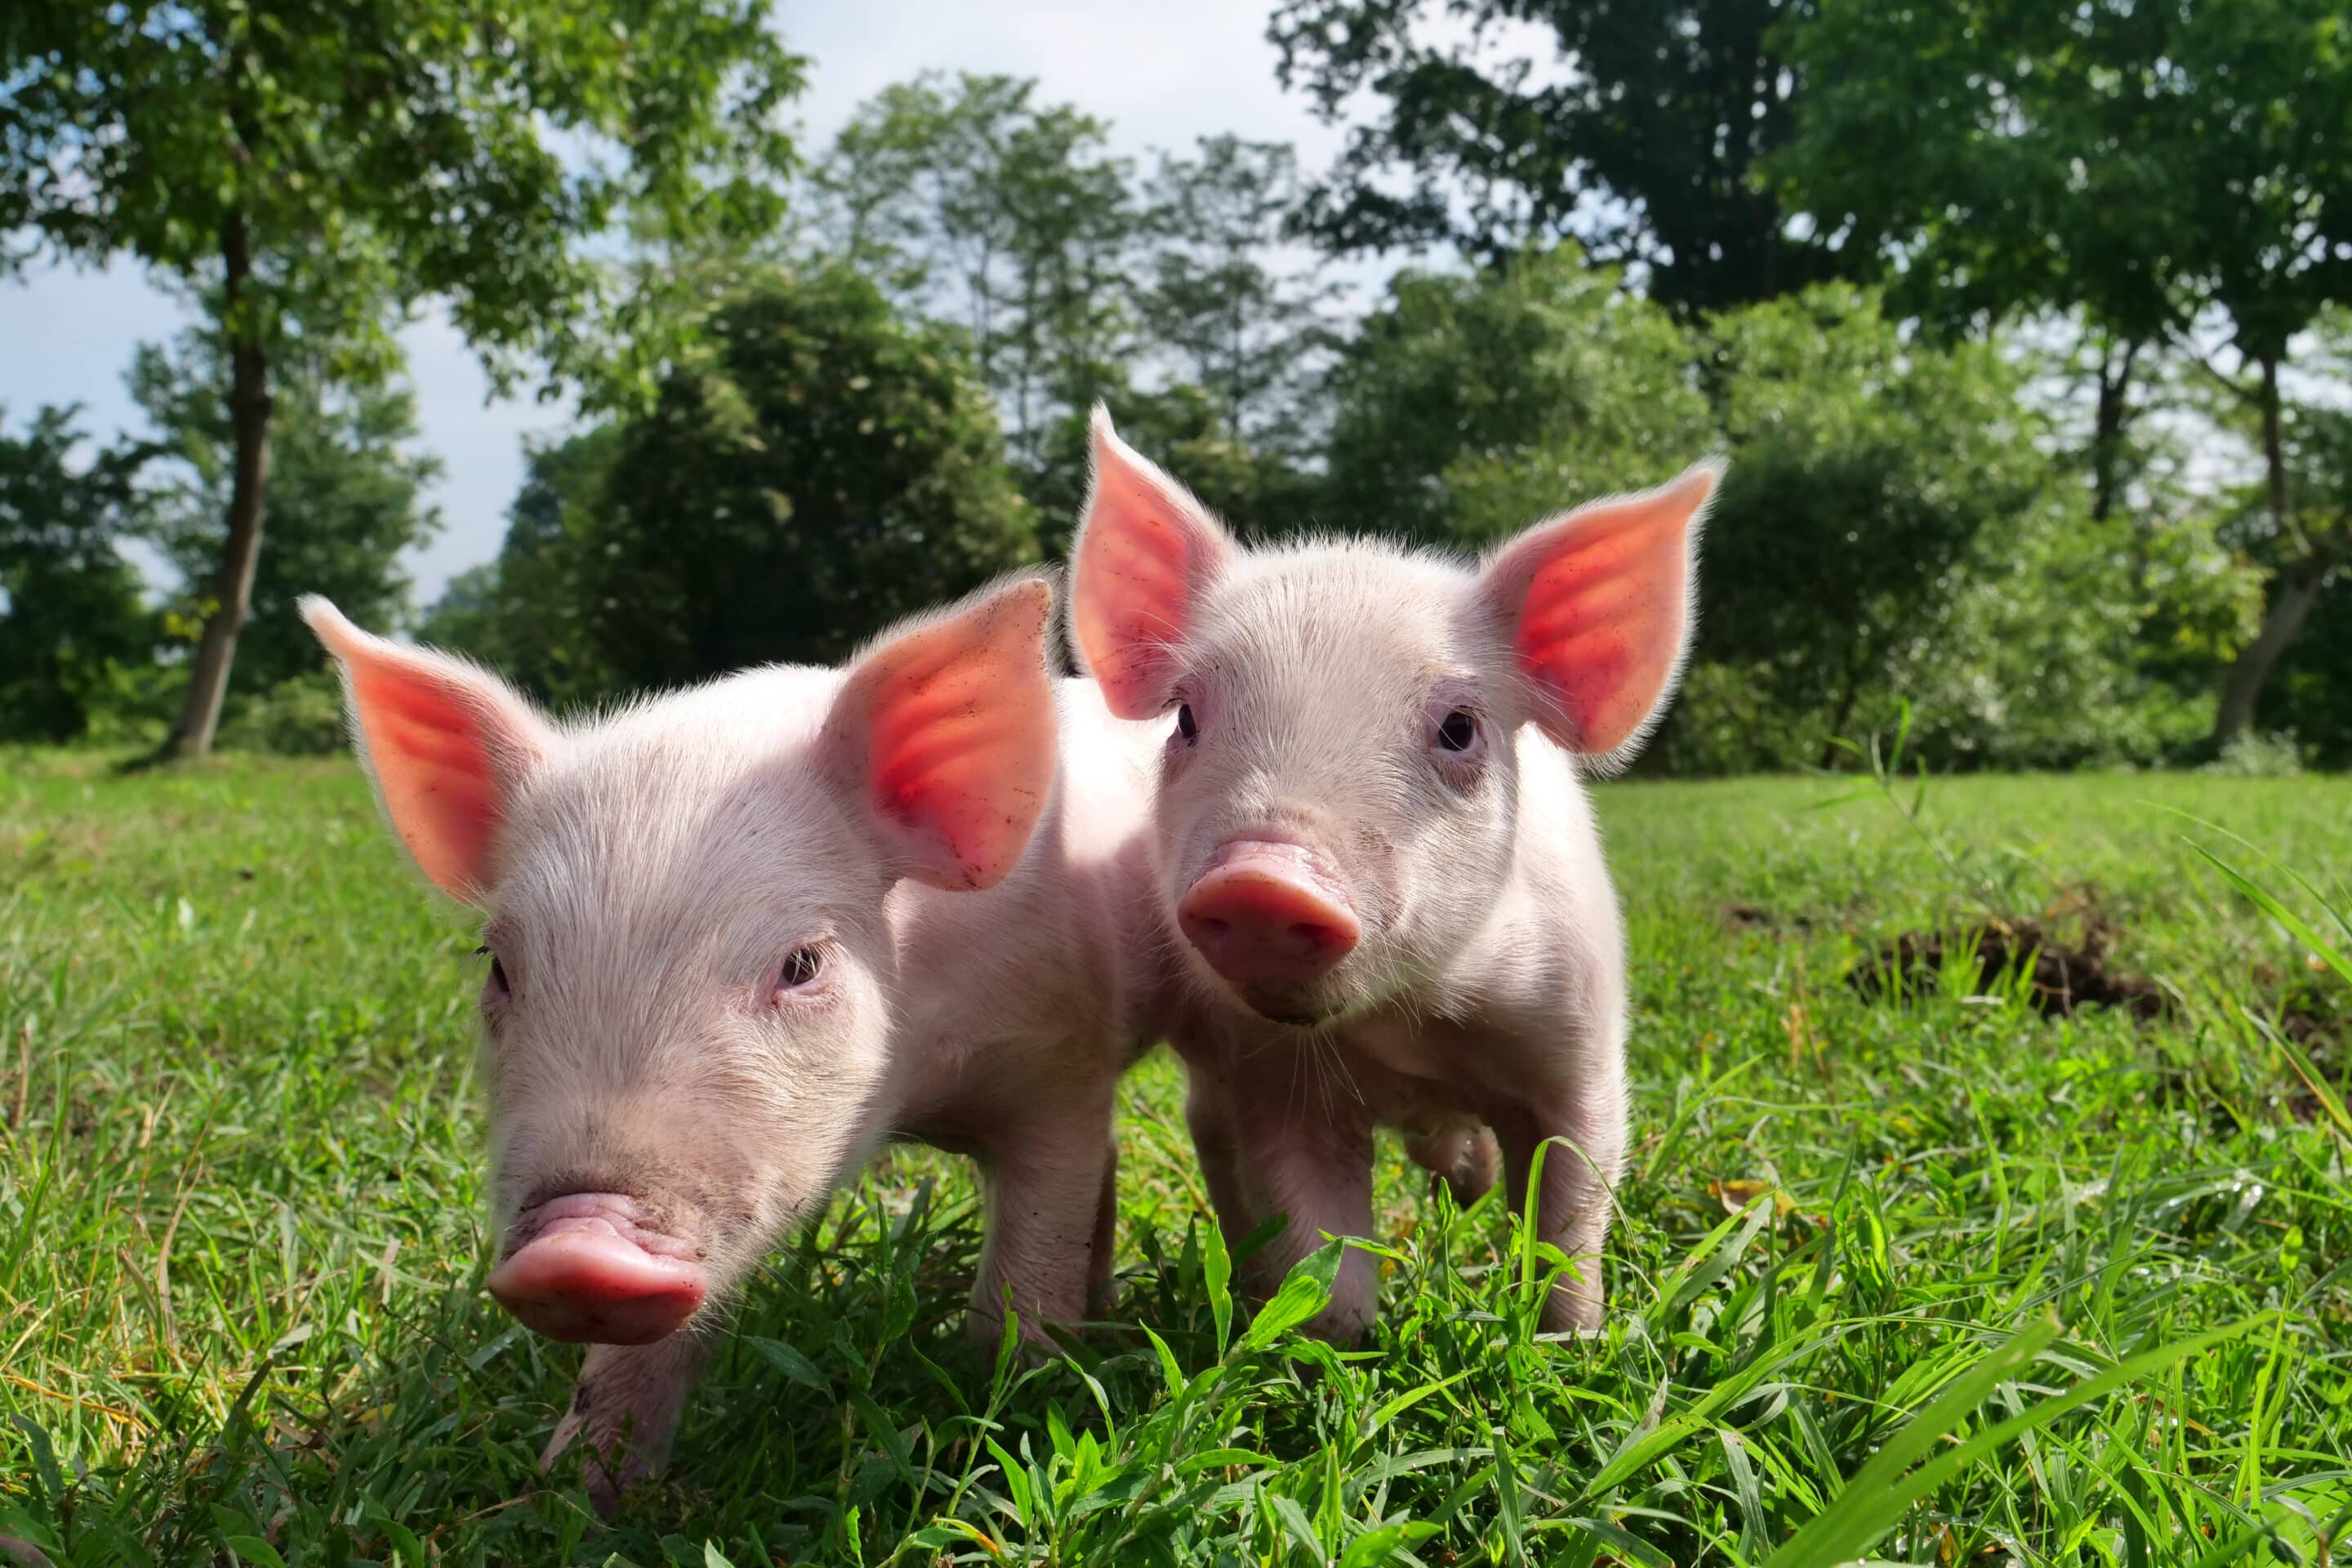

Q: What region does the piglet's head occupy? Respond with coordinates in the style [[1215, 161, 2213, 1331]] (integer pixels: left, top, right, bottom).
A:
[[306, 577, 1057, 1346], [1071, 407, 1714, 1027]]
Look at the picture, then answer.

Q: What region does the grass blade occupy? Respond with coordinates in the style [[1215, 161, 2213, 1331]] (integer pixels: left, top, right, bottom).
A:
[[1766, 1316, 2260, 1568]]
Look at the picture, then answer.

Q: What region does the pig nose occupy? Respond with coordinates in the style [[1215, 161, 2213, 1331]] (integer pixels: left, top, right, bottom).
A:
[[1178, 840, 1361, 991], [487, 1192, 708, 1346]]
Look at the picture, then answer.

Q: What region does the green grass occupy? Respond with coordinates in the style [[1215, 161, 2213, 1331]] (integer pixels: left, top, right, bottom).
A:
[[5, 749, 2352, 1566]]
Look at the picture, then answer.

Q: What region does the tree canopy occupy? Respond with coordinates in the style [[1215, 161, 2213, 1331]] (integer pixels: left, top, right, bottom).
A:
[[430, 265, 1039, 697], [130, 332, 442, 697], [0, 408, 156, 742], [1775, 0, 2352, 743], [1, 0, 805, 754], [1268, 0, 1858, 313], [12, 17, 2352, 775]]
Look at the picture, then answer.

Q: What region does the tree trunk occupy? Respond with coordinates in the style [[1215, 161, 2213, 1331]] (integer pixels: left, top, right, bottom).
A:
[[2090, 335, 2139, 523], [163, 214, 273, 761], [2213, 554, 2325, 748], [1816, 639, 1876, 770], [2211, 354, 2310, 749]]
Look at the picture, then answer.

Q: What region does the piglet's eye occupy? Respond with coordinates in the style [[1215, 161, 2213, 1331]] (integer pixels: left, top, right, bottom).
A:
[[778, 947, 825, 991], [478, 945, 510, 999], [1437, 709, 1478, 752], [1175, 703, 1199, 743]]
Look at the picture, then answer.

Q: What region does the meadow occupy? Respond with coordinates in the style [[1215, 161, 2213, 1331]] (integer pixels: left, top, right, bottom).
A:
[[3, 749, 2350, 1566]]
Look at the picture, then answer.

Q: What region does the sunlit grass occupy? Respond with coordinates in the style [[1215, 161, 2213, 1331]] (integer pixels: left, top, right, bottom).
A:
[[4, 748, 2349, 1565]]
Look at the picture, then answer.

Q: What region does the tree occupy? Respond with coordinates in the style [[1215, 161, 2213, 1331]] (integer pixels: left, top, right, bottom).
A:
[[1772, 0, 2352, 746], [1321, 247, 1710, 546], [415, 427, 621, 708], [1, 0, 804, 756], [2235, 399, 2352, 757], [131, 332, 441, 697], [1267, 0, 1856, 314], [0, 408, 157, 742], [1675, 286, 2196, 772], [811, 74, 1135, 478], [1773, 0, 2209, 527], [582, 265, 1039, 688], [1026, 383, 1325, 552], [1137, 136, 1336, 449]]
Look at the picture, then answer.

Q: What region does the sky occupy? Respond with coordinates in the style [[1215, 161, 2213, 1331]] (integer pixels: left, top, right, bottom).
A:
[[0, 0, 1372, 608]]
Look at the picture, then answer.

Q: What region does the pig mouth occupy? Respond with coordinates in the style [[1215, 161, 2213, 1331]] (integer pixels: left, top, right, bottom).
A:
[[487, 1192, 710, 1346], [1222, 981, 1355, 1030]]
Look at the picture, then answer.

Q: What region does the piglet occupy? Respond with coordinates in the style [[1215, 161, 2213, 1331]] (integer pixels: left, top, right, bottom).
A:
[[1069, 408, 1717, 1339], [306, 576, 1156, 1509]]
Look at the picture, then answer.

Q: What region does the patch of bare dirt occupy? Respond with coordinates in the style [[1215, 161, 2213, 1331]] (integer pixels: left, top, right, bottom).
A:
[[1847, 912, 2172, 1022], [1722, 904, 1816, 935]]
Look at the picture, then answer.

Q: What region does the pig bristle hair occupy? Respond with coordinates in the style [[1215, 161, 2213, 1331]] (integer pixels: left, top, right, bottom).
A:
[[477, 652, 919, 1286], [348, 581, 1076, 1339]]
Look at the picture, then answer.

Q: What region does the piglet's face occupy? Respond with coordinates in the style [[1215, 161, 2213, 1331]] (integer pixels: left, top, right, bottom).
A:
[[1069, 408, 1714, 1027], [306, 579, 1057, 1345]]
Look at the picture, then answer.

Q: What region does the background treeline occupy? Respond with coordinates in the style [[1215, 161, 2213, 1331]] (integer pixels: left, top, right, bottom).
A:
[[6, 0, 2350, 773]]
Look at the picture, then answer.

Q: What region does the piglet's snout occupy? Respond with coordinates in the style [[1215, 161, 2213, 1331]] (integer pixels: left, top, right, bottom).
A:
[[1178, 839, 1361, 993], [487, 1192, 707, 1346]]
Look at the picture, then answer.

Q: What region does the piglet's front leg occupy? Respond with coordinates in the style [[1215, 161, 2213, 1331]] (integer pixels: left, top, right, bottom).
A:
[[1495, 1092, 1625, 1334], [969, 1089, 1118, 1354], [1228, 1077, 1380, 1342], [541, 1334, 710, 1517]]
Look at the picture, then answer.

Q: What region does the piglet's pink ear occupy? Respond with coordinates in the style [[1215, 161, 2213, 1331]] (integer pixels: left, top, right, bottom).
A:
[[1477, 461, 1720, 766], [826, 576, 1058, 893], [1069, 405, 1236, 719], [301, 596, 554, 901]]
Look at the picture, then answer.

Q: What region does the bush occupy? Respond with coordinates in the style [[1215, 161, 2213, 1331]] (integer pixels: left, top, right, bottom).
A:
[[217, 670, 349, 755], [1322, 247, 1710, 548], [2201, 730, 2306, 777], [1650, 286, 2209, 773], [588, 263, 1040, 688]]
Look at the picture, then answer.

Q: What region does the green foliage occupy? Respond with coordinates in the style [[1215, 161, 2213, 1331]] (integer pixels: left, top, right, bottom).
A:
[[1773, 0, 2170, 345], [1321, 266, 2194, 770], [0, 407, 158, 742], [1136, 136, 1336, 452], [130, 331, 443, 693], [1268, 0, 1858, 314], [2, 0, 807, 756], [0, 0, 806, 396], [1671, 287, 2131, 769], [1030, 383, 1324, 551], [2230, 397, 2352, 582], [1323, 248, 1711, 546], [2203, 730, 2310, 778], [813, 80, 1334, 534], [586, 265, 1035, 685], [2265, 610, 2352, 768], [457, 265, 1039, 693], [215, 670, 351, 756], [1775, 0, 2352, 744], [812, 74, 1134, 477], [415, 428, 625, 710], [8, 758, 2352, 1561]]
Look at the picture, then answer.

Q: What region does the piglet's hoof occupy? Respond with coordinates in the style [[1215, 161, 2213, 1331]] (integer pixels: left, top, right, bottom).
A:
[[542, 1411, 658, 1521]]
